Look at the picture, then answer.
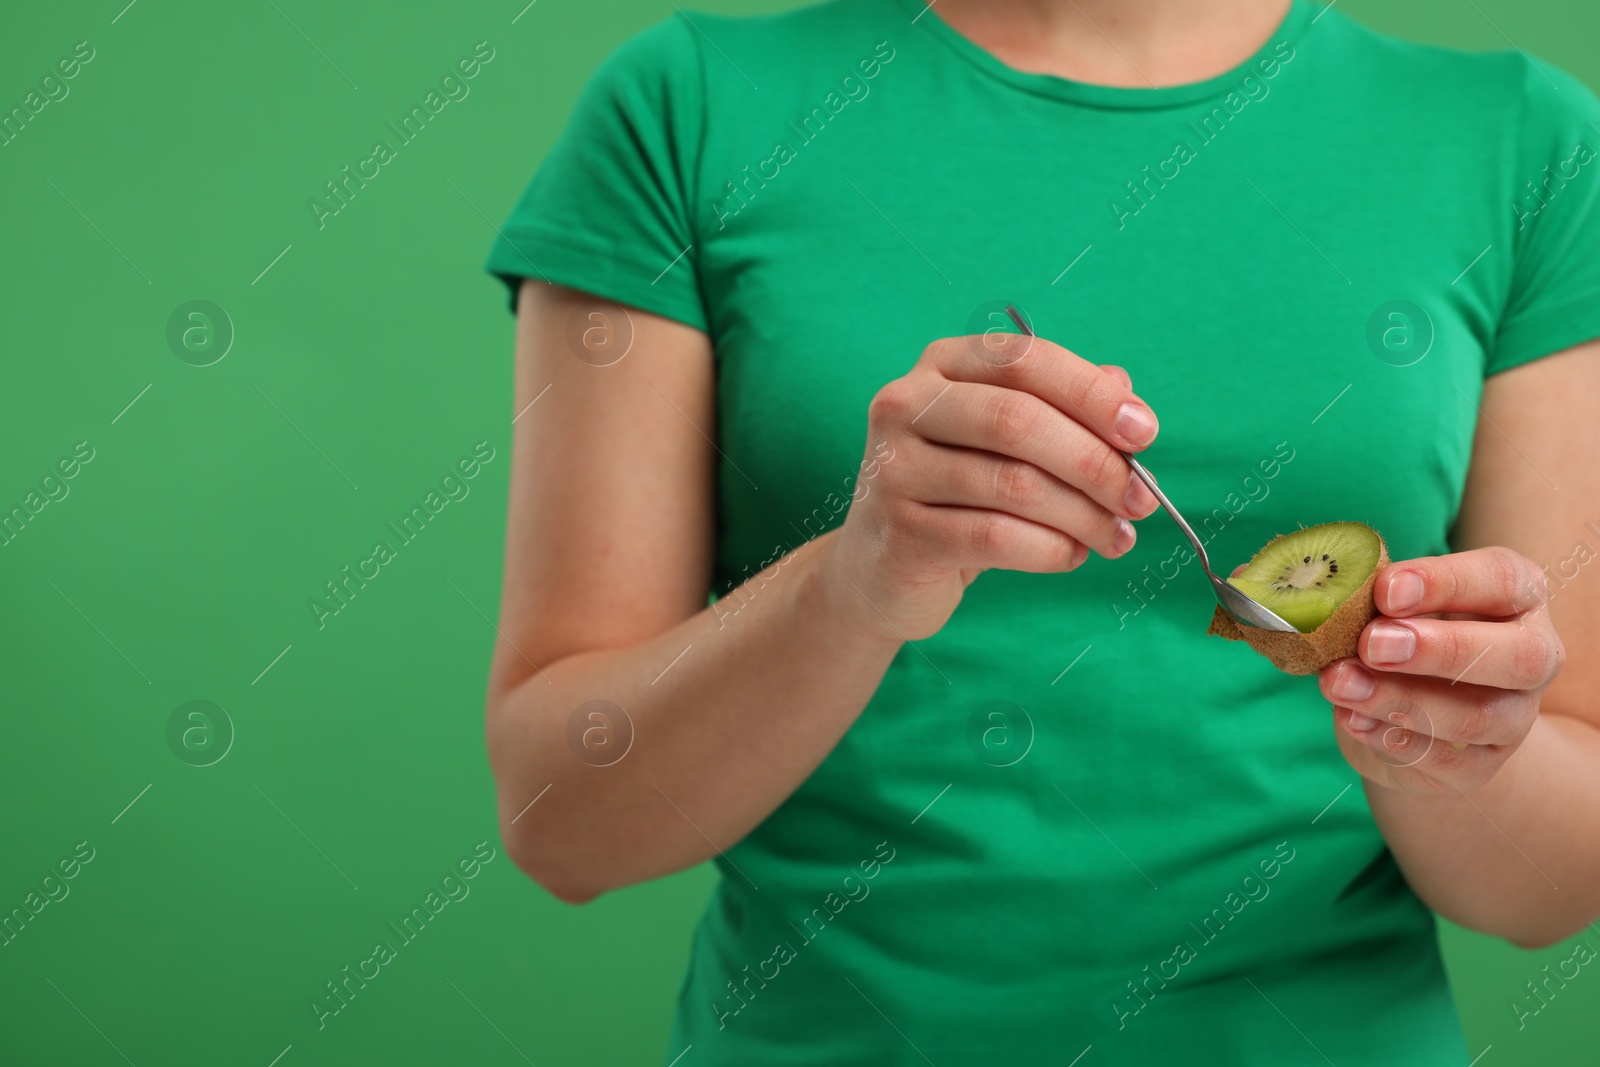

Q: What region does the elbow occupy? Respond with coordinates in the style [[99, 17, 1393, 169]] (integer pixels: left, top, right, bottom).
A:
[[499, 809, 606, 906]]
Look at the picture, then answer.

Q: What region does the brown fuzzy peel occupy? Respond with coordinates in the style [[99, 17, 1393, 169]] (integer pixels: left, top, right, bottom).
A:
[[1207, 536, 1390, 676]]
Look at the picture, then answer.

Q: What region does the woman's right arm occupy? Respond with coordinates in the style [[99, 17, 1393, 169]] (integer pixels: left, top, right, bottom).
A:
[[486, 281, 1161, 903]]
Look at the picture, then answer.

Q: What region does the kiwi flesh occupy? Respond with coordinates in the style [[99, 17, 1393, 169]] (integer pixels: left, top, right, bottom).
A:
[[1207, 522, 1388, 675]]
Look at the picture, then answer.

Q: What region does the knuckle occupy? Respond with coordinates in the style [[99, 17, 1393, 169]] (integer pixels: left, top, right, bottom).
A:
[[969, 512, 1013, 560], [988, 390, 1039, 450], [868, 379, 916, 425], [992, 459, 1044, 511], [1513, 631, 1563, 686], [1487, 546, 1522, 591], [1071, 444, 1124, 493], [919, 337, 956, 368]]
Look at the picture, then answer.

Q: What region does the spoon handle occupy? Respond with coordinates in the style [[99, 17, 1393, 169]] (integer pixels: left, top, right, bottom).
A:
[[1119, 451, 1213, 578]]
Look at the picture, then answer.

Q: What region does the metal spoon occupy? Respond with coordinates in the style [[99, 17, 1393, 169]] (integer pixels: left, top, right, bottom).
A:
[[1002, 305, 1298, 632]]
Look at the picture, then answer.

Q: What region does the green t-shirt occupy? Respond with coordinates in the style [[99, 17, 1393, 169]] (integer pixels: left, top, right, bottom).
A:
[[485, 1, 1600, 1062]]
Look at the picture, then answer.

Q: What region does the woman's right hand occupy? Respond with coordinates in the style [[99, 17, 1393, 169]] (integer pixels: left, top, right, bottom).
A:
[[822, 329, 1164, 642]]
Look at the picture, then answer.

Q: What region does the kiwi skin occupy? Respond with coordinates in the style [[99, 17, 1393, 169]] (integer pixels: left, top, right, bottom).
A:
[[1207, 528, 1390, 676]]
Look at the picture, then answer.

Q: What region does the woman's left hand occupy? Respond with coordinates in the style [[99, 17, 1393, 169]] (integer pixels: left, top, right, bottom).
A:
[[1319, 547, 1566, 793]]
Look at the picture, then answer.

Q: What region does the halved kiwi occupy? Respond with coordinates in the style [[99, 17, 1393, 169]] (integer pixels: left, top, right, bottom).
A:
[[1207, 522, 1388, 675]]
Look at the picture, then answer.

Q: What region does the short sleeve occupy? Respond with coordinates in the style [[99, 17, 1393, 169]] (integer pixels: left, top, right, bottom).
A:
[[484, 17, 708, 331], [1489, 57, 1600, 374]]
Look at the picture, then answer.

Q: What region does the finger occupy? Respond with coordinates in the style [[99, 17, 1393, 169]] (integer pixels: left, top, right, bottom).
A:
[[1330, 706, 1504, 793], [1230, 564, 1247, 578], [892, 437, 1136, 559], [1357, 617, 1563, 690], [908, 380, 1160, 520], [903, 502, 1088, 574], [925, 334, 1160, 452], [1318, 659, 1536, 747], [1377, 547, 1547, 618], [1099, 364, 1133, 390]]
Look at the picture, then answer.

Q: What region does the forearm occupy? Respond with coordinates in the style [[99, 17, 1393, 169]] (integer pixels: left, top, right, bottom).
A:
[[486, 531, 901, 902], [1366, 711, 1600, 946]]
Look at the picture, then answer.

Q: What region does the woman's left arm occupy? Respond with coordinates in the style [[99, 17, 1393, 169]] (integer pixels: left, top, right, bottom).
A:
[[1318, 339, 1600, 948]]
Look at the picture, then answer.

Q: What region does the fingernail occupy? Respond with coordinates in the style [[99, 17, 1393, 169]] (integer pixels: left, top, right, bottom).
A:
[[1113, 403, 1158, 448], [1387, 570, 1424, 612], [1123, 476, 1159, 518], [1330, 662, 1375, 703], [1070, 542, 1090, 569], [1112, 519, 1136, 556], [1346, 709, 1379, 733], [1367, 621, 1416, 665]]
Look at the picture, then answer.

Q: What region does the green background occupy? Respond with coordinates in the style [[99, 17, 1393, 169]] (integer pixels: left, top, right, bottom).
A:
[[1, 1, 1595, 1063]]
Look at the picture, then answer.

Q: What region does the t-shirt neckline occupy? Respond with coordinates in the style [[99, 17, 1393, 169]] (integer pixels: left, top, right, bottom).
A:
[[897, 0, 1316, 110]]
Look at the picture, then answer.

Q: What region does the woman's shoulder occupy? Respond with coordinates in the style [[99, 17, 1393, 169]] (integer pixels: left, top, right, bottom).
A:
[[1312, 5, 1599, 126], [599, 0, 898, 90]]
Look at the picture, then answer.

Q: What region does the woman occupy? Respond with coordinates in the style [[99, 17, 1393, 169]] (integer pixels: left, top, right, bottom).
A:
[[482, 0, 1600, 1062]]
